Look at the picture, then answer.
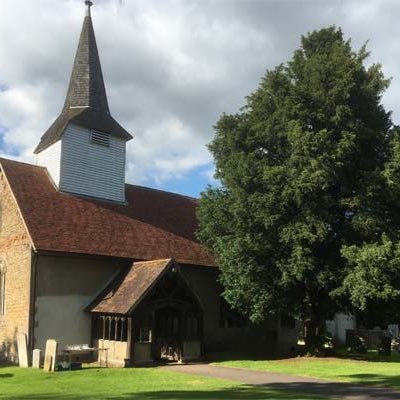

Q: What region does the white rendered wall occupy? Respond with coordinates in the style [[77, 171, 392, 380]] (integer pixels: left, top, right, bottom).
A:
[[60, 123, 126, 202], [34, 255, 124, 355], [35, 295, 92, 353], [36, 140, 62, 187]]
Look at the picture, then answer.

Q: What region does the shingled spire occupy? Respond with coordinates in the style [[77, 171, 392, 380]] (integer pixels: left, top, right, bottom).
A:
[[34, 0, 132, 154], [63, 0, 109, 113]]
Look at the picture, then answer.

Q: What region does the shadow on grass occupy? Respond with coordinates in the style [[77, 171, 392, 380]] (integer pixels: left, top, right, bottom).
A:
[[265, 381, 400, 399], [3, 363, 400, 400], [0, 362, 14, 368], [0, 385, 323, 400], [0, 373, 13, 378], [4, 380, 400, 400], [336, 373, 400, 389], [207, 348, 400, 364], [335, 351, 400, 363]]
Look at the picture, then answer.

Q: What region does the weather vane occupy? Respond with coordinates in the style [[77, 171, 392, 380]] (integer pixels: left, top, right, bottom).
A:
[[84, 0, 93, 16]]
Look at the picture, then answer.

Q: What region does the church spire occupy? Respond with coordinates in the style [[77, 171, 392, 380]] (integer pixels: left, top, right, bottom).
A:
[[63, 0, 109, 114], [34, 0, 132, 154]]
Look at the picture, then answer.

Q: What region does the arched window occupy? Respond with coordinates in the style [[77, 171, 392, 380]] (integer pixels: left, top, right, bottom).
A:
[[0, 262, 5, 316]]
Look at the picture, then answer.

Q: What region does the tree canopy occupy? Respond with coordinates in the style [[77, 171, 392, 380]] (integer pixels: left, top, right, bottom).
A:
[[197, 26, 400, 348]]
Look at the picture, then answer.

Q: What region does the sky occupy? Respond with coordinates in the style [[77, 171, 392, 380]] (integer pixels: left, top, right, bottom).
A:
[[1, 0, 400, 197]]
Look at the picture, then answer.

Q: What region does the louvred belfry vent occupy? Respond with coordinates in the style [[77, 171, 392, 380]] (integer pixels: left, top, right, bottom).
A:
[[91, 130, 110, 147]]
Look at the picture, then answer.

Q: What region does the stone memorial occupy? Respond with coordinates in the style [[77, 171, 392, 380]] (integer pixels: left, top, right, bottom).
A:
[[32, 349, 41, 368], [17, 332, 28, 368], [43, 339, 58, 372]]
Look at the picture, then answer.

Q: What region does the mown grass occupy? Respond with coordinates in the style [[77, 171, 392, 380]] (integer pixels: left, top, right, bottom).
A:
[[214, 351, 400, 389], [0, 365, 326, 400]]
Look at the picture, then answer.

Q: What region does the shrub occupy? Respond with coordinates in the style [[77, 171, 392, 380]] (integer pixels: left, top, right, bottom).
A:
[[379, 336, 391, 356], [347, 334, 367, 354]]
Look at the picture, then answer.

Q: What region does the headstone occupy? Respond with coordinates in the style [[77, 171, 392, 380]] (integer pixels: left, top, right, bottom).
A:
[[17, 332, 28, 368], [43, 339, 58, 372], [32, 349, 41, 368], [388, 324, 399, 338]]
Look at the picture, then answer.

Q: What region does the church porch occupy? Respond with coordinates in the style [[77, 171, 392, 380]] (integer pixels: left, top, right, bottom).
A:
[[89, 259, 203, 367]]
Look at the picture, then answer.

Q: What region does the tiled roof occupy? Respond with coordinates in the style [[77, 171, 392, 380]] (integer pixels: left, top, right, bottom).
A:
[[34, 12, 132, 154], [88, 259, 172, 315], [0, 158, 215, 266]]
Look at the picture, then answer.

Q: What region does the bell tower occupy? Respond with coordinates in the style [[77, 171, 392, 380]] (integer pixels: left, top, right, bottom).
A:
[[35, 1, 132, 203]]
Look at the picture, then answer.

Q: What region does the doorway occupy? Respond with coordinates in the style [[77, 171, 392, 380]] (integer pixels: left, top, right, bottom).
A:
[[154, 306, 182, 361]]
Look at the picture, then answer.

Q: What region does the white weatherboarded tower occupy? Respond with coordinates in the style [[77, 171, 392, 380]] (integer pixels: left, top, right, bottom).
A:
[[35, 1, 132, 203]]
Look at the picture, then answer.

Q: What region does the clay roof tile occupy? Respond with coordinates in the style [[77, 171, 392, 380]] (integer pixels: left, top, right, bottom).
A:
[[0, 158, 215, 267]]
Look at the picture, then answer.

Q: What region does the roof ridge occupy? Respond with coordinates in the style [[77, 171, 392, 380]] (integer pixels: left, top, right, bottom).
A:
[[0, 157, 44, 169], [133, 258, 173, 266], [126, 183, 199, 201], [0, 158, 198, 201]]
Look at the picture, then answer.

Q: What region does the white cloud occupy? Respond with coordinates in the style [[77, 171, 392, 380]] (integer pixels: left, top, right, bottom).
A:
[[201, 166, 220, 187], [1, 0, 400, 195]]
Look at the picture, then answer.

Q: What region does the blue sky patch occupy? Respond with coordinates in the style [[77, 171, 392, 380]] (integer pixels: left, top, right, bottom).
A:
[[0, 126, 20, 157], [150, 165, 220, 198]]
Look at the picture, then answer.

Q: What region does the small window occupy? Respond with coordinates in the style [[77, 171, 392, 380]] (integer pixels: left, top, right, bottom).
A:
[[94, 316, 128, 342], [139, 313, 153, 343], [139, 327, 152, 343], [91, 130, 110, 147], [0, 263, 5, 316]]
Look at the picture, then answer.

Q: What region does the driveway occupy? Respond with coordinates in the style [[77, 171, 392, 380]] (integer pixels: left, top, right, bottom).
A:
[[163, 363, 400, 400]]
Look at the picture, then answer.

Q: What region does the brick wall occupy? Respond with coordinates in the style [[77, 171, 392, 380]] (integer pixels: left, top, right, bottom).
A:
[[0, 170, 32, 362]]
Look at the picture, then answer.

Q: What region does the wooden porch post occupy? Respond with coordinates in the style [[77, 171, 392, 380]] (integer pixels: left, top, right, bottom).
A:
[[126, 317, 133, 361], [151, 310, 155, 343], [180, 310, 185, 361]]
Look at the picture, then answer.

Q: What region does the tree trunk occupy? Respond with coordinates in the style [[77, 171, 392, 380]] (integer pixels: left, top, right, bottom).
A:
[[304, 317, 324, 355]]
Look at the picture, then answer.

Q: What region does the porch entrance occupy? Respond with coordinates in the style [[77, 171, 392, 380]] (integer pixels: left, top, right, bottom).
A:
[[133, 266, 203, 362], [90, 259, 203, 365], [155, 306, 181, 361]]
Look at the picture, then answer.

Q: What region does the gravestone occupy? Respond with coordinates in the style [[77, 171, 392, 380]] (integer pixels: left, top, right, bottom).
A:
[[32, 349, 41, 368], [388, 324, 399, 338], [43, 339, 58, 372], [17, 332, 28, 368]]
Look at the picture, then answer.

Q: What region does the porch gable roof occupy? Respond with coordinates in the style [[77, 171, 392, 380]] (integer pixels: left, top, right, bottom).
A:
[[88, 259, 173, 315]]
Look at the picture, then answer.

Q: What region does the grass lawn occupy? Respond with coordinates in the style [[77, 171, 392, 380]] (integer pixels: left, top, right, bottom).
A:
[[214, 351, 400, 389], [0, 365, 326, 400]]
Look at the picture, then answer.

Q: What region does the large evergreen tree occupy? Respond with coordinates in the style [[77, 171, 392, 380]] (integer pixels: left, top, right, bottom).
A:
[[197, 26, 400, 350]]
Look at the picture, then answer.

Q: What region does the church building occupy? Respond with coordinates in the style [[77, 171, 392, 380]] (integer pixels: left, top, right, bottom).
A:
[[0, 1, 293, 366]]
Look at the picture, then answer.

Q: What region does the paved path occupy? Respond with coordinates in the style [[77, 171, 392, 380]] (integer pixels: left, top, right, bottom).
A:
[[162, 363, 400, 400]]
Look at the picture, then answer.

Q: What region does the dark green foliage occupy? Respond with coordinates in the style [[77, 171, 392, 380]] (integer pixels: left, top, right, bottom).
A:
[[356, 298, 400, 329], [378, 336, 392, 356], [346, 334, 368, 354], [197, 26, 400, 349]]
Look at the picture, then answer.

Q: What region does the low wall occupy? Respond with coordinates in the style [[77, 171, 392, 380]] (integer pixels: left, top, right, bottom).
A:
[[98, 339, 128, 367], [133, 342, 152, 363], [182, 340, 201, 361]]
